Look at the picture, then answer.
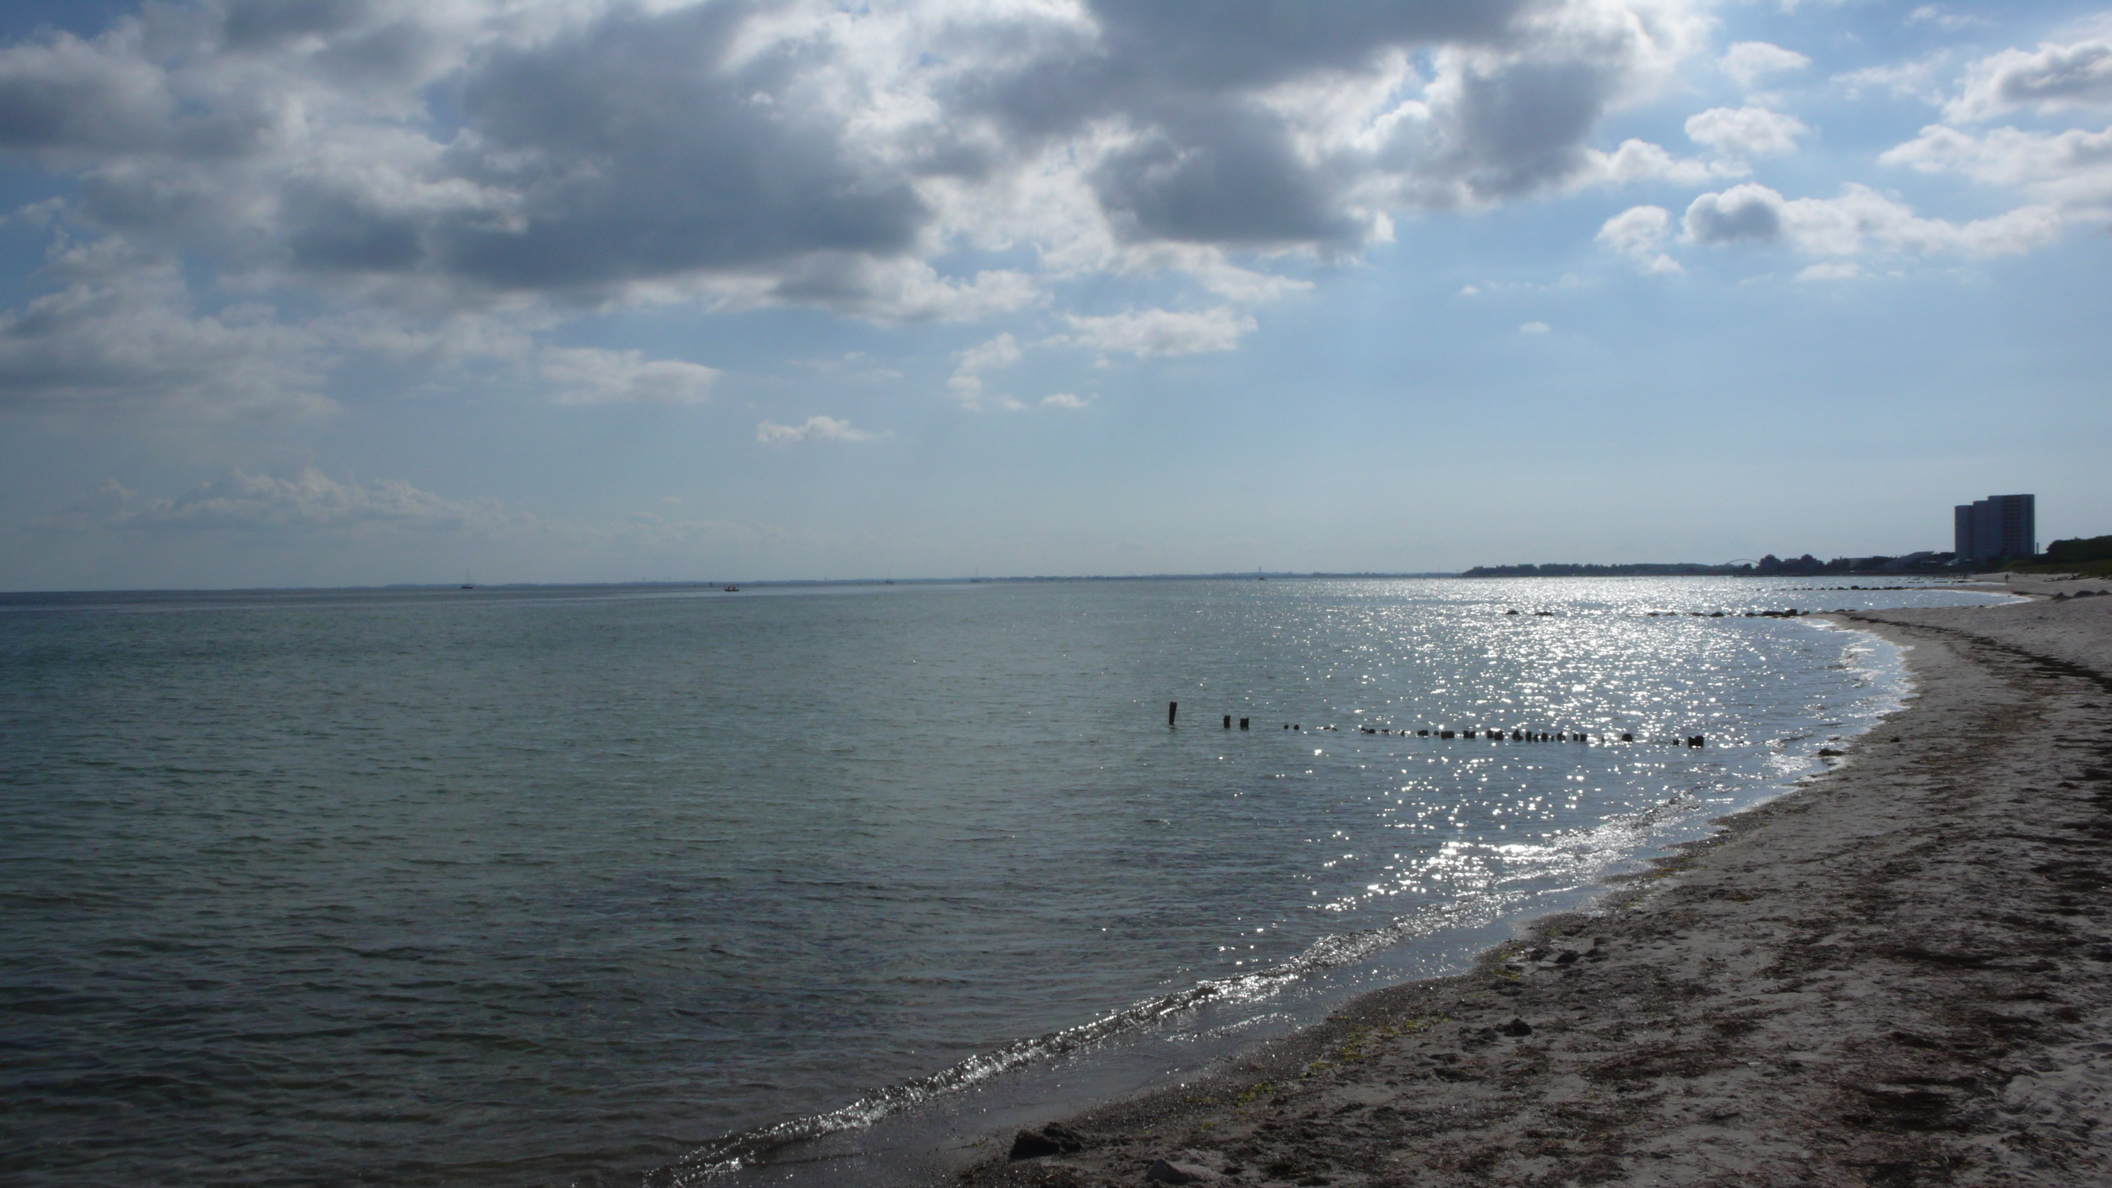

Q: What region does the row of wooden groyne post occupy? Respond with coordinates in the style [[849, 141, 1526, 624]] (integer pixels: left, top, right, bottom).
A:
[[1166, 702, 1705, 747]]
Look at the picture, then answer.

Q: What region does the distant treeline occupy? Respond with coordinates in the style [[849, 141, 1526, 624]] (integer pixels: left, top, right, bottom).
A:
[[2042, 535, 2112, 565], [1464, 552, 1957, 578], [2008, 535, 2112, 577]]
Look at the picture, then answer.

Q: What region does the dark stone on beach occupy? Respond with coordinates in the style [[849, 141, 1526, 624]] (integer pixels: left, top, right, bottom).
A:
[[1500, 1018, 1534, 1037], [1554, 949, 1579, 965], [1512, 729, 1524, 741], [1145, 1159, 1219, 1184], [1419, 729, 1429, 736], [1008, 1124, 1087, 1160], [1819, 747, 1844, 757]]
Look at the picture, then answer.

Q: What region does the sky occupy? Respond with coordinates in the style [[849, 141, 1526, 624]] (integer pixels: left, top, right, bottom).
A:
[[1, 0, 2107, 589]]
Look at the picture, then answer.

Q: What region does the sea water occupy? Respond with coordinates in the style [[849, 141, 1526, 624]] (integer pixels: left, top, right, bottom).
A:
[[0, 577, 2005, 1186]]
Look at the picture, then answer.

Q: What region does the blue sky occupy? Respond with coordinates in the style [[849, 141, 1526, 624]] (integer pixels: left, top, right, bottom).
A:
[[2, 0, 2106, 588]]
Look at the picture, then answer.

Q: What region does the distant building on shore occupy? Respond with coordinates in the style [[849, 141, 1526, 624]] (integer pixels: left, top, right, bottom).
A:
[[1954, 494, 2035, 562]]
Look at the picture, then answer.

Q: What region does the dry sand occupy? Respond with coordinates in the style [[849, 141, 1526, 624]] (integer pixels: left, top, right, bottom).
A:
[[962, 577, 2112, 1188]]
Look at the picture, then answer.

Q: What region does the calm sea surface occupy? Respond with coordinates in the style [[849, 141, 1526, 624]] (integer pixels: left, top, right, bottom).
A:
[[0, 577, 2006, 1186]]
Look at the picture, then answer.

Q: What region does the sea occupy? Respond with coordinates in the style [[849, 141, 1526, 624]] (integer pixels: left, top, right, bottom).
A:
[[0, 576, 2010, 1187]]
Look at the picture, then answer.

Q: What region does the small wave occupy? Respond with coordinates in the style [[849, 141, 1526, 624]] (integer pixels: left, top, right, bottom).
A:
[[648, 793, 1710, 1184], [649, 897, 1502, 1184]]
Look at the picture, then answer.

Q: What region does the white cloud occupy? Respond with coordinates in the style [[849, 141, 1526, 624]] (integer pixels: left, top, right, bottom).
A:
[[1721, 42, 1811, 90], [1835, 55, 1954, 105], [0, 0, 1722, 336], [0, 238, 331, 417], [1596, 204, 1683, 272], [1684, 107, 1811, 160], [1572, 138, 1720, 186], [1796, 261, 1862, 281], [1946, 38, 2112, 122], [1517, 321, 1551, 335], [1683, 182, 2063, 258], [755, 415, 884, 444], [542, 348, 719, 406], [1906, 6, 1987, 33], [946, 331, 1023, 410], [1883, 123, 2112, 216], [955, 333, 1023, 377], [1059, 308, 1256, 359], [1040, 392, 1089, 410], [36, 467, 511, 534]]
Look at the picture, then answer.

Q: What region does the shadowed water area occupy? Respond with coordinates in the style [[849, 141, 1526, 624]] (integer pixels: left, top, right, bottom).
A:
[[0, 577, 2005, 1185]]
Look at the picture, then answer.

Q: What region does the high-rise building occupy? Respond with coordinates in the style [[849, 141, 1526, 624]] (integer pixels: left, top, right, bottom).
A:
[[1954, 494, 2035, 562]]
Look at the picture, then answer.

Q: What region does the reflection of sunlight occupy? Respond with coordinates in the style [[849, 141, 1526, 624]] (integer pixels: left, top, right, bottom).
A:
[[1271, 577, 1928, 924], [665, 575, 1988, 1181]]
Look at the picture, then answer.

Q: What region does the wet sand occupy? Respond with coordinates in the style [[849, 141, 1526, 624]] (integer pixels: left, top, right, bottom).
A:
[[962, 576, 2112, 1187]]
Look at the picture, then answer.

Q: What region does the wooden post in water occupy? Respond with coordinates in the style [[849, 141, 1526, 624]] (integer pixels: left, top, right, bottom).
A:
[[1168, 701, 1178, 727], [1239, 718, 1249, 730], [1223, 714, 1231, 729]]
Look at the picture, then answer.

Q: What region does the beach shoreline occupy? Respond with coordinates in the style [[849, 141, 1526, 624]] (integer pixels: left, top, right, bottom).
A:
[[959, 576, 2112, 1187]]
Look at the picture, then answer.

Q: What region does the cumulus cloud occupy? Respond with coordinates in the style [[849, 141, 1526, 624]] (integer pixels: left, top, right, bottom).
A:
[[1721, 41, 1811, 90], [1883, 123, 2112, 216], [1596, 204, 1682, 272], [1946, 38, 2112, 122], [1571, 138, 1719, 186], [1060, 307, 1256, 358], [0, 0, 1717, 324], [0, 237, 330, 417], [1517, 321, 1551, 334], [36, 466, 510, 533], [755, 415, 883, 444], [1684, 107, 1811, 161], [541, 347, 719, 405], [1839, 33, 2112, 231], [1682, 182, 2062, 258], [1040, 392, 1089, 409]]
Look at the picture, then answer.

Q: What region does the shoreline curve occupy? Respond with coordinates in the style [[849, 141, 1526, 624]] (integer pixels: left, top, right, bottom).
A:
[[957, 576, 2112, 1187]]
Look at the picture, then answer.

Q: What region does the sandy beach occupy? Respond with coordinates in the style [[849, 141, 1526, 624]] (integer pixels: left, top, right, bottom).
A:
[[963, 576, 2112, 1188]]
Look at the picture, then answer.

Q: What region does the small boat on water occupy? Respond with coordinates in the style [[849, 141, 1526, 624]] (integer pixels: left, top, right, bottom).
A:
[[723, 584, 740, 592]]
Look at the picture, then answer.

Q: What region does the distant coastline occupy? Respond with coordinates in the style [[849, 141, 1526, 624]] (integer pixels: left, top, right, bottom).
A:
[[1468, 535, 2112, 579], [1463, 554, 1958, 578]]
